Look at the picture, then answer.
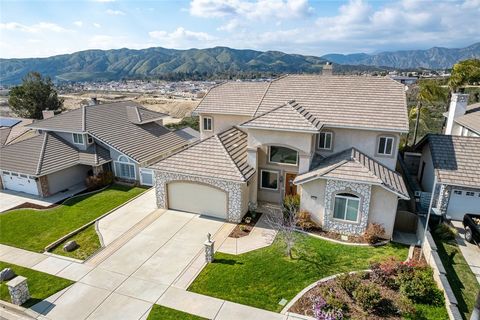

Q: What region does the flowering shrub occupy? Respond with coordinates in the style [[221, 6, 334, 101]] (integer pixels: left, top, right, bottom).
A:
[[312, 296, 344, 320]]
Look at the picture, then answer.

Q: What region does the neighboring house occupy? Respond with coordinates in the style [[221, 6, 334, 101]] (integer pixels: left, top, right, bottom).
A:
[[151, 74, 410, 238], [0, 101, 191, 197], [0, 116, 35, 147], [444, 93, 480, 137], [413, 134, 480, 221]]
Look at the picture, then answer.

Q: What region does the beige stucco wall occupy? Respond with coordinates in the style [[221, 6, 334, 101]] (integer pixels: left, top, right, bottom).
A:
[[368, 185, 399, 238], [47, 165, 90, 194], [299, 179, 326, 226], [417, 144, 435, 192], [199, 114, 251, 139], [315, 127, 400, 170]]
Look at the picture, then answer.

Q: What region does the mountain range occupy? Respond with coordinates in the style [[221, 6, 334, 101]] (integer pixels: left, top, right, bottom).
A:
[[0, 43, 479, 85]]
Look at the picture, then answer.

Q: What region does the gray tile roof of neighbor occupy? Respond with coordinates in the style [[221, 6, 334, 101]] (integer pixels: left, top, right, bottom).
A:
[[194, 75, 408, 132], [174, 127, 200, 143], [294, 148, 409, 199], [28, 101, 189, 163], [419, 134, 480, 188], [240, 100, 323, 132], [151, 127, 255, 182], [454, 102, 480, 134]]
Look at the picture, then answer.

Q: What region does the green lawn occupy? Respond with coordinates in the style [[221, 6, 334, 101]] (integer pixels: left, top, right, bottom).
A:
[[51, 224, 101, 260], [0, 262, 73, 308], [0, 184, 145, 252], [147, 305, 207, 320], [403, 304, 449, 320], [434, 236, 480, 319], [189, 235, 408, 312]]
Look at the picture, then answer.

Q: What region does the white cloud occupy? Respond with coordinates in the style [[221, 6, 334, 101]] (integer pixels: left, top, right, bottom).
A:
[[149, 27, 217, 48], [0, 22, 68, 33], [73, 21, 83, 27], [92, 0, 115, 2], [106, 9, 125, 16], [93, 23, 101, 28]]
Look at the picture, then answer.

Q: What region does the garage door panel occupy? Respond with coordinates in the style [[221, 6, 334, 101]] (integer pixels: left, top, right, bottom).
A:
[[167, 182, 227, 219], [2, 173, 39, 195], [447, 189, 480, 220]]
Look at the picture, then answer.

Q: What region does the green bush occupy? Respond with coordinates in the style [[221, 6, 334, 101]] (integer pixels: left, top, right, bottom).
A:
[[397, 267, 444, 306], [318, 286, 347, 311], [337, 273, 361, 294], [283, 194, 300, 214], [353, 283, 382, 312], [434, 223, 457, 241]]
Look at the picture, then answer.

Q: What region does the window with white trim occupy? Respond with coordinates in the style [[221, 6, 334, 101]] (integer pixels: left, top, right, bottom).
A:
[[377, 136, 394, 155], [140, 168, 154, 186], [333, 193, 360, 222], [72, 133, 84, 144], [269, 146, 298, 165], [318, 132, 333, 150], [203, 117, 213, 131], [260, 170, 279, 190], [114, 155, 136, 180]]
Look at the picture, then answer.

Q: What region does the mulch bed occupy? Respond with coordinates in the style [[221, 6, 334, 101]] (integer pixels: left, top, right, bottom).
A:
[[289, 275, 405, 319], [229, 212, 263, 238], [411, 246, 427, 263], [5, 202, 58, 211], [306, 227, 385, 245]]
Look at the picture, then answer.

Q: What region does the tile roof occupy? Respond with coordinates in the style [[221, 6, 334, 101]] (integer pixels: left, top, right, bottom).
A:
[[126, 105, 167, 124], [78, 144, 111, 166], [294, 147, 409, 199], [28, 101, 189, 164], [240, 100, 323, 132], [194, 75, 408, 132], [174, 127, 200, 143], [454, 102, 480, 134], [420, 134, 480, 188], [194, 81, 270, 116], [0, 117, 34, 146], [151, 127, 255, 182]]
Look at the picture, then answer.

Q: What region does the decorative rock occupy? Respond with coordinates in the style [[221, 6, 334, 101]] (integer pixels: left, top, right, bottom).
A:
[[63, 240, 79, 252], [204, 233, 215, 263], [7, 276, 30, 305], [0, 268, 16, 281]]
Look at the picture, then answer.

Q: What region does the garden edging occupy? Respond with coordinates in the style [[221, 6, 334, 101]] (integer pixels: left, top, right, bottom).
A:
[[297, 229, 390, 247], [43, 186, 152, 252]]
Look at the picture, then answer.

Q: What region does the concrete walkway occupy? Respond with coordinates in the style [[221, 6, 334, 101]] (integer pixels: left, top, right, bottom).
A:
[[452, 221, 480, 284], [218, 212, 277, 255], [96, 188, 158, 246]]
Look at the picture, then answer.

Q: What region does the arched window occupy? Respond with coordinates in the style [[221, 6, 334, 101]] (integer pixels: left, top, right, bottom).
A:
[[118, 155, 131, 163], [333, 193, 360, 222], [114, 155, 136, 179]]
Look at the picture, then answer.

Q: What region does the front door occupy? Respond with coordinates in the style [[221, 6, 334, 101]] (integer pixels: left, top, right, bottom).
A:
[[285, 173, 298, 196]]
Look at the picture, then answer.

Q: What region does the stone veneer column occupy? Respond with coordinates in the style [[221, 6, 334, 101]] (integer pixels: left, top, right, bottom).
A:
[[323, 179, 371, 235], [7, 276, 30, 305], [38, 176, 50, 197], [204, 233, 215, 263]]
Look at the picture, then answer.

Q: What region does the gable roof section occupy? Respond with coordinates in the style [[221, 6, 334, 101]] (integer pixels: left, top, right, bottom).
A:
[[194, 81, 270, 116], [295, 148, 409, 199], [240, 100, 323, 132], [28, 101, 188, 164], [151, 127, 254, 182], [454, 102, 480, 134], [417, 134, 480, 188], [194, 75, 408, 132]]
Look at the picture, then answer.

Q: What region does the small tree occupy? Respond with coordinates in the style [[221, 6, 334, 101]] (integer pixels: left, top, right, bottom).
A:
[[8, 72, 64, 119]]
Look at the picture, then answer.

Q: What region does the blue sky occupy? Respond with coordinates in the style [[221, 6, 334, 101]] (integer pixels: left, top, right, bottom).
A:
[[1, 0, 479, 58]]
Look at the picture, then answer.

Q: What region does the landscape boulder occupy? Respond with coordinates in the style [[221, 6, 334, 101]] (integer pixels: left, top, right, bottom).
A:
[[0, 268, 16, 281], [63, 240, 79, 252]]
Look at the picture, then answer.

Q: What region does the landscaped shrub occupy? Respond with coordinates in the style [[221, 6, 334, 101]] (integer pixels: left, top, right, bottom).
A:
[[85, 171, 113, 191], [336, 273, 361, 294], [283, 194, 300, 214], [318, 287, 347, 311], [396, 267, 444, 306], [364, 223, 386, 244], [434, 222, 457, 241], [394, 295, 416, 315], [296, 210, 317, 230], [370, 257, 404, 288], [352, 283, 382, 312], [312, 296, 344, 320]]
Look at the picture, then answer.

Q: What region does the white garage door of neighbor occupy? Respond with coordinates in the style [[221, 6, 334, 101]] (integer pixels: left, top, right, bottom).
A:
[[167, 182, 227, 219], [447, 189, 480, 220], [2, 172, 39, 195]]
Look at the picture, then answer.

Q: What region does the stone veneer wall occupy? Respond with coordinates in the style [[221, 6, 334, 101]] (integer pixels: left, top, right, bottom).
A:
[[323, 179, 371, 235], [154, 171, 244, 222], [38, 176, 49, 197]]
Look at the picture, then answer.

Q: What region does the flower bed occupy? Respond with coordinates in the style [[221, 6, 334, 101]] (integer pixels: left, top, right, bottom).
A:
[[289, 258, 448, 320], [229, 211, 262, 238]]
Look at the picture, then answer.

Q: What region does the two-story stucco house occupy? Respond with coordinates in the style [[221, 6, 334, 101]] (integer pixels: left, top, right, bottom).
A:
[[151, 74, 410, 239], [0, 101, 191, 197]]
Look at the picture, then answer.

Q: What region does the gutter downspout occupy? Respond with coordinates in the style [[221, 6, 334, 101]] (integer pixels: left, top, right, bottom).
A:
[[420, 176, 437, 254]]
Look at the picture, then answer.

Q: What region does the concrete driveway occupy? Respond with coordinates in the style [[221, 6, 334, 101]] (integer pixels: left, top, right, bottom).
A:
[[452, 221, 480, 284], [36, 210, 225, 320]]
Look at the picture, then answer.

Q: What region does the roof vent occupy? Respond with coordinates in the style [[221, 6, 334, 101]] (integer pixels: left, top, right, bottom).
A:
[[322, 62, 333, 76]]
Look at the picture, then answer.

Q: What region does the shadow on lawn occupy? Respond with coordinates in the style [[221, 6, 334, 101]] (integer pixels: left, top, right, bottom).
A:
[[213, 259, 243, 266]]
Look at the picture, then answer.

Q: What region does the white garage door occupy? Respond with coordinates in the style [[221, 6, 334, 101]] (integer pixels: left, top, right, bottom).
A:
[[167, 182, 227, 219], [447, 189, 480, 220], [2, 172, 39, 195]]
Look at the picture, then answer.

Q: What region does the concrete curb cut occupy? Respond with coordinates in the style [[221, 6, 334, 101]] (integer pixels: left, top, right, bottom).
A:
[[44, 186, 152, 252]]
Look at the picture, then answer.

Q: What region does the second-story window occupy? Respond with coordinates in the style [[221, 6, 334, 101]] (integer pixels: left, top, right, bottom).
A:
[[87, 135, 93, 144], [203, 117, 213, 131], [72, 133, 84, 145], [318, 132, 333, 150], [378, 136, 394, 155]]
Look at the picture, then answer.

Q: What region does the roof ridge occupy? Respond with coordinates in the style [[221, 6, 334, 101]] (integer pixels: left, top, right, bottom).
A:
[[349, 148, 383, 183], [82, 105, 86, 131], [253, 80, 273, 117], [217, 128, 247, 181], [35, 133, 49, 175], [290, 101, 323, 130]]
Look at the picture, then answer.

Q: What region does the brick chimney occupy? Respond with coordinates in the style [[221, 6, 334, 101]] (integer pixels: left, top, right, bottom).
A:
[[322, 62, 333, 76], [445, 93, 469, 135], [42, 109, 54, 119]]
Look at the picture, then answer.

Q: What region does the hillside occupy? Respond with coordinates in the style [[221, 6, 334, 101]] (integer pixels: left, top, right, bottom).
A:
[[0, 47, 384, 85], [323, 43, 480, 69]]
